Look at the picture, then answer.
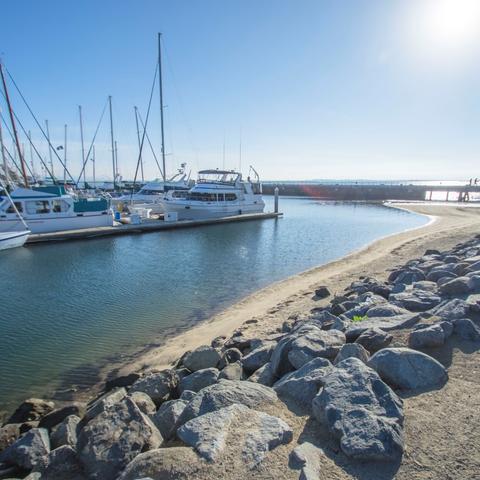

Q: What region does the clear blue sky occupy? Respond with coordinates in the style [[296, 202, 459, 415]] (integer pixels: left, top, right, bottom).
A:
[[1, 0, 480, 181]]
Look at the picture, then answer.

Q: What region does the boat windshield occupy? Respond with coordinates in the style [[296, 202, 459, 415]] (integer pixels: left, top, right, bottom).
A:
[[197, 171, 240, 185]]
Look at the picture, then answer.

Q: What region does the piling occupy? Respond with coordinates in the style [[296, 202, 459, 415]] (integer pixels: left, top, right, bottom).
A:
[[274, 187, 279, 213]]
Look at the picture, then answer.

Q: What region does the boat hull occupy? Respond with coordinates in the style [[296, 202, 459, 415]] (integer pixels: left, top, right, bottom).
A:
[[160, 200, 265, 220], [113, 198, 165, 214], [0, 231, 29, 251]]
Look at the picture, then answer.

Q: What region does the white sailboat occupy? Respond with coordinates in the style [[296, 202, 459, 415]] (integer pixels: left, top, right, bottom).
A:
[[0, 183, 30, 251]]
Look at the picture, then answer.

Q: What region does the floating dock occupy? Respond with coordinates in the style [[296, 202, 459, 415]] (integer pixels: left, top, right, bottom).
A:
[[26, 212, 283, 245]]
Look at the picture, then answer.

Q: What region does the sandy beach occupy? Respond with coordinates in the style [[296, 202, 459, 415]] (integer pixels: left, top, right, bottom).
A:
[[117, 202, 480, 377]]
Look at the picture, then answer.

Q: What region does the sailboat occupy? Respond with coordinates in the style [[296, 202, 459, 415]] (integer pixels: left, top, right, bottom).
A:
[[0, 181, 30, 250]]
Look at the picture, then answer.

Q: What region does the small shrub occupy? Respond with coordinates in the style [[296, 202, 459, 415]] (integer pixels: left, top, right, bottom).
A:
[[352, 315, 368, 323]]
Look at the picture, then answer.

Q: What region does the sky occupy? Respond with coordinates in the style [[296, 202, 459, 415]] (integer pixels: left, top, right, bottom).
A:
[[1, 0, 480, 182]]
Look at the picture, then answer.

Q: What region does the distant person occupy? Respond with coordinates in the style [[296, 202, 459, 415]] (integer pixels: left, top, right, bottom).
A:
[[469, 178, 473, 185]]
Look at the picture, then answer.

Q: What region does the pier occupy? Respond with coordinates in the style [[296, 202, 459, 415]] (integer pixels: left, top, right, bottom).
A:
[[26, 211, 283, 245]]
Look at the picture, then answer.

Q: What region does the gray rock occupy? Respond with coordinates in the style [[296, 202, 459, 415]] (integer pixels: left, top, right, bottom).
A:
[[314, 286, 331, 299], [179, 390, 196, 401], [218, 361, 244, 380], [50, 414, 80, 449], [38, 402, 85, 430], [312, 358, 404, 461], [366, 304, 410, 317], [330, 316, 350, 332], [412, 281, 438, 292], [182, 346, 221, 372], [119, 447, 203, 480], [333, 343, 370, 365], [426, 269, 457, 282], [105, 372, 141, 391], [0, 427, 50, 470], [392, 268, 425, 285], [368, 347, 448, 390], [84, 387, 127, 422], [37, 445, 84, 480], [439, 320, 454, 338], [77, 397, 162, 480], [453, 318, 480, 341], [179, 368, 219, 393], [177, 379, 277, 427], [217, 348, 242, 369], [248, 362, 276, 387], [355, 327, 392, 353], [431, 298, 470, 319], [7, 399, 55, 424], [242, 343, 275, 373], [153, 399, 188, 440], [345, 313, 419, 340], [290, 442, 323, 480], [0, 423, 21, 451], [130, 370, 178, 406], [408, 324, 445, 349], [177, 404, 292, 465], [390, 289, 442, 312], [130, 391, 157, 416], [439, 276, 474, 295], [211, 335, 226, 349], [274, 358, 333, 407]]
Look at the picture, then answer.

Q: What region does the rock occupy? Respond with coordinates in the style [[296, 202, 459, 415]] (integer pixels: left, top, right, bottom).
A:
[[431, 298, 470, 319], [333, 343, 370, 365], [408, 324, 445, 349], [345, 313, 419, 340], [84, 387, 127, 422], [130, 370, 178, 406], [368, 347, 448, 390], [424, 249, 441, 256], [77, 397, 162, 480], [105, 372, 141, 391], [179, 368, 219, 393], [242, 344, 275, 373], [217, 348, 242, 369], [119, 447, 203, 480], [248, 362, 276, 387], [355, 327, 392, 353], [153, 399, 188, 441], [179, 390, 196, 401], [50, 415, 80, 449], [426, 269, 457, 282], [312, 358, 404, 461], [390, 289, 442, 312], [290, 442, 323, 480], [37, 445, 84, 480], [274, 358, 333, 407], [391, 267, 425, 285], [182, 345, 221, 372], [453, 318, 480, 341], [7, 399, 55, 424], [177, 380, 277, 427], [177, 404, 292, 465], [218, 361, 244, 380], [366, 304, 410, 318], [439, 320, 454, 338], [439, 276, 474, 295], [130, 392, 157, 416], [412, 280, 438, 292], [211, 335, 226, 349], [314, 286, 331, 299], [0, 423, 21, 451], [0, 427, 50, 470], [38, 402, 86, 430], [330, 316, 350, 332], [287, 328, 345, 368]]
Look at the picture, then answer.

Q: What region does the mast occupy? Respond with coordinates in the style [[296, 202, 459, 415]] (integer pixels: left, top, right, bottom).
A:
[[0, 62, 29, 187], [158, 32, 166, 183], [134, 106, 144, 183], [92, 145, 96, 186], [28, 131, 34, 179], [45, 119, 55, 178], [63, 124, 67, 184], [0, 109, 9, 186], [78, 105, 86, 187], [108, 96, 116, 190], [114, 140, 119, 183]]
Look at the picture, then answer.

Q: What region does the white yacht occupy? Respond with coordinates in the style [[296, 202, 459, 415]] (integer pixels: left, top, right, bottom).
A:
[[114, 164, 191, 213], [160, 168, 265, 220], [0, 186, 113, 234]]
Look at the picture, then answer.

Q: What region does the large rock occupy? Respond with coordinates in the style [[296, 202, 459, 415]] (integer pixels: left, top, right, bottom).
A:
[[38, 402, 86, 430], [453, 318, 480, 341], [119, 447, 203, 480], [426, 269, 457, 282], [182, 346, 221, 372], [390, 289, 442, 312], [0, 423, 21, 451], [366, 304, 410, 318], [177, 404, 292, 465], [50, 414, 80, 449], [333, 343, 369, 365], [37, 445, 85, 480], [312, 358, 404, 461], [408, 324, 445, 349], [242, 344, 275, 373], [217, 348, 242, 369], [7, 399, 55, 424], [355, 327, 392, 353], [77, 397, 162, 480], [130, 391, 157, 416], [439, 276, 474, 296], [129, 370, 178, 406], [274, 358, 333, 407], [431, 298, 470, 319], [390, 267, 425, 285], [0, 427, 50, 469], [153, 399, 188, 441], [84, 387, 127, 422], [105, 372, 141, 391], [218, 361, 244, 381], [177, 379, 277, 427], [179, 368, 219, 393], [248, 362, 276, 387], [368, 348, 448, 390]]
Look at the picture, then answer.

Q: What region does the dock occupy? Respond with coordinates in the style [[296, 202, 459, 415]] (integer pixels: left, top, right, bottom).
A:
[[26, 212, 283, 245]]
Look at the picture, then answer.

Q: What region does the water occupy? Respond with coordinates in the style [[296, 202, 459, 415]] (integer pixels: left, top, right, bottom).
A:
[[0, 198, 428, 414]]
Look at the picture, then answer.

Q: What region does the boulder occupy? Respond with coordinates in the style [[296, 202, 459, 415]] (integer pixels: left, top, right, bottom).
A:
[[408, 324, 445, 349], [211, 335, 227, 349], [0, 427, 50, 470], [426, 270, 457, 282], [412, 281, 438, 292], [248, 362, 276, 387], [130, 391, 157, 416], [453, 318, 480, 341], [0, 423, 21, 451], [7, 399, 55, 424], [37, 445, 85, 480], [129, 370, 178, 406], [77, 397, 162, 480], [274, 358, 333, 407], [119, 447, 203, 480], [153, 399, 188, 441], [217, 348, 242, 369], [218, 361, 244, 380], [431, 298, 471, 319], [177, 380, 277, 427], [83, 387, 127, 423], [179, 390, 196, 401], [182, 346, 221, 372], [368, 347, 448, 390], [333, 343, 369, 365], [50, 415, 80, 449], [312, 358, 404, 461], [330, 316, 350, 332], [105, 372, 141, 391], [391, 268, 425, 285], [366, 304, 410, 318], [390, 289, 442, 312], [242, 343, 275, 373], [179, 368, 219, 393], [177, 404, 292, 465], [355, 327, 392, 353], [38, 402, 86, 430], [439, 276, 474, 296], [290, 442, 323, 480], [314, 286, 331, 299]]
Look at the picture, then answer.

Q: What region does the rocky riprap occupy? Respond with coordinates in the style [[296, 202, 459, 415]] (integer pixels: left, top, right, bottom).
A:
[[1, 235, 480, 479]]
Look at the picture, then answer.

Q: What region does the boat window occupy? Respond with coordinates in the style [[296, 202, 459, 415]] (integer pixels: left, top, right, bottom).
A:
[[52, 199, 69, 213], [225, 193, 237, 201], [5, 202, 23, 214], [217, 193, 224, 201], [26, 200, 51, 214]]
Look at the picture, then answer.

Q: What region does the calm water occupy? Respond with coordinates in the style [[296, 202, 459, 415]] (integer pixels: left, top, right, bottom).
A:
[[0, 198, 427, 414]]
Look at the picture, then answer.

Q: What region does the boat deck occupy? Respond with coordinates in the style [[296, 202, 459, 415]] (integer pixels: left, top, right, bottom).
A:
[[26, 211, 283, 245]]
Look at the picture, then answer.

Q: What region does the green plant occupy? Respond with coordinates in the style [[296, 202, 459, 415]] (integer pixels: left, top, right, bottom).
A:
[[352, 315, 368, 323]]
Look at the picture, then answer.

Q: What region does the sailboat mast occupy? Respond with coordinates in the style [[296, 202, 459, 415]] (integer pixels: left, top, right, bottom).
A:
[[0, 109, 9, 186], [108, 96, 116, 190], [45, 120, 55, 179], [63, 124, 67, 184], [134, 106, 145, 183], [158, 32, 166, 183], [92, 145, 96, 186], [78, 105, 86, 187], [0, 62, 29, 187]]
